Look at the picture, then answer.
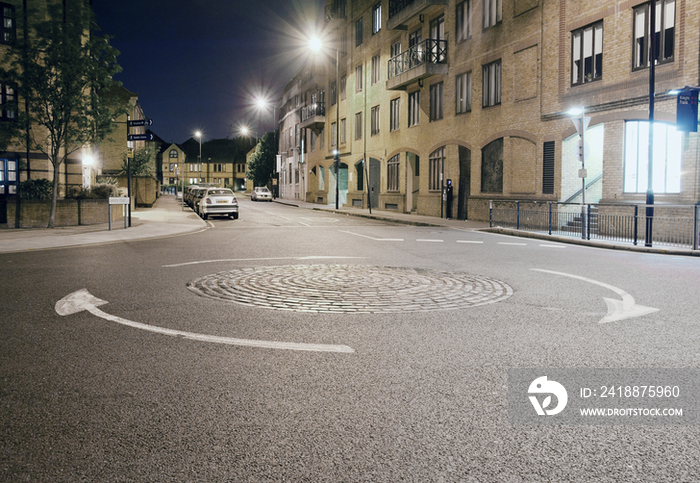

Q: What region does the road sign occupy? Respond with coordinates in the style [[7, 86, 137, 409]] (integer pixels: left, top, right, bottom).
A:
[[108, 196, 130, 205], [677, 88, 698, 133], [127, 133, 155, 141], [572, 116, 591, 136], [127, 119, 153, 127]]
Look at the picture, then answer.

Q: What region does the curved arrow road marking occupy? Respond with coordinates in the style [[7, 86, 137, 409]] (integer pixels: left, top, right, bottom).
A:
[[532, 269, 659, 324], [55, 289, 355, 353]]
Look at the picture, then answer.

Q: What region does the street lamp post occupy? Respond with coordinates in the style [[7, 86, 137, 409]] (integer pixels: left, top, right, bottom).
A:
[[256, 99, 279, 198], [195, 131, 202, 184], [310, 37, 340, 209], [568, 107, 590, 240], [645, 0, 657, 247]]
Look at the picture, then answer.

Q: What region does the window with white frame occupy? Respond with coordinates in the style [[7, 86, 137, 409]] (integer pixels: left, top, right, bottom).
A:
[[483, 0, 501, 29], [456, 0, 472, 42], [355, 111, 363, 140], [408, 90, 420, 127], [390, 98, 400, 131], [482, 60, 501, 107], [456, 71, 471, 114], [571, 22, 603, 85], [624, 121, 681, 193], [428, 147, 444, 191], [387, 154, 400, 191], [430, 82, 444, 121], [372, 2, 381, 34], [371, 54, 381, 85], [634, 0, 675, 70], [371, 105, 380, 136]]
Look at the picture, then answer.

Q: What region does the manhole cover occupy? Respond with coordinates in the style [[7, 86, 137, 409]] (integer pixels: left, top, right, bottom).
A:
[[187, 264, 512, 314]]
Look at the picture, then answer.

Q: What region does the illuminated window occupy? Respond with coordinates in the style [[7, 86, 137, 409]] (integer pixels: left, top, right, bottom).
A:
[[0, 4, 15, 44], [624, 121, 681, 193]]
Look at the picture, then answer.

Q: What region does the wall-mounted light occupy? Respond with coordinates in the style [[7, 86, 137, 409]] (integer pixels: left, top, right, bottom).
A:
[[418, 79, 424, 88]]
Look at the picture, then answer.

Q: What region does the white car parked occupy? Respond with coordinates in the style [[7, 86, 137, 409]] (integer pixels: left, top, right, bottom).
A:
[[250, 186, 272, 202]]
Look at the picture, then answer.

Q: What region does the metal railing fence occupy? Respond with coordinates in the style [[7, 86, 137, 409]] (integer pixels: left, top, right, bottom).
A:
[[489, 201, 700, 250], [388, 39, 447, 79]]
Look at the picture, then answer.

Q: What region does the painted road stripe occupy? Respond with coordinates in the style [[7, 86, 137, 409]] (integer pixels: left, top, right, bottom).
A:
[[340, 230, 404, 241], [456, 240, 484, 244], [498, 242, 527, 246], [540, 244, 566, 248], [417, 239, 444, 243]]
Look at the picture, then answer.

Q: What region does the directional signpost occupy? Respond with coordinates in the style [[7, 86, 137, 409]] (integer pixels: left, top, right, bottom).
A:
[[126, 117, 154, 227], [127, 133, 155, 142]]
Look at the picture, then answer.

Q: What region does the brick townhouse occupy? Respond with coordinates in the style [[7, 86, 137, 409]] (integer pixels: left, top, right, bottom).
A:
[[277, 0, 699, 222]]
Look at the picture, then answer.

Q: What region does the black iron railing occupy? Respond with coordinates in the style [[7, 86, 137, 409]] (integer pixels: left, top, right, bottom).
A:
[[301, 102, 325, 123], [388, 39, 447, 79], [489, 201, 700, 250]]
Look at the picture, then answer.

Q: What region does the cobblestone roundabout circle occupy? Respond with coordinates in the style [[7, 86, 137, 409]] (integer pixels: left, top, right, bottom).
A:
[[187, 264, 513, 314]]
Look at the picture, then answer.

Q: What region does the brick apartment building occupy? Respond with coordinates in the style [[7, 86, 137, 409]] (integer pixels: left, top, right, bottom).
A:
[[277, 0, 699, 222]]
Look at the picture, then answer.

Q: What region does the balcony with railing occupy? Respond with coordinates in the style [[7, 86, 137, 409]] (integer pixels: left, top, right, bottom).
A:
[[300, 102, 326, 131], [387, 0, 448, 30], [387, 39, 448, 90]]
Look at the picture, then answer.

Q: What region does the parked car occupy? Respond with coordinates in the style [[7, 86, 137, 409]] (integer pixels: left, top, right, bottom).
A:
[[251, 186, 272, 202], [184, 185, 200, 207], [190, 187, 207, 211], [197, 188, 239, 220]]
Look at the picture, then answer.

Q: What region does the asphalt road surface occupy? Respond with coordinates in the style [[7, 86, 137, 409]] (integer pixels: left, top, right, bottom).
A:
[[2, 199, 699, 482]]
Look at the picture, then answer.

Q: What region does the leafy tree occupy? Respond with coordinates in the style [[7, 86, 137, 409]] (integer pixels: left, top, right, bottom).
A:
[[120, 147, 156, 178], [246, 132, 276, 187], [1, 2, 126, 227]]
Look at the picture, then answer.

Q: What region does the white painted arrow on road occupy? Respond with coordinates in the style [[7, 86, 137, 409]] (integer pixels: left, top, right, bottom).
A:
[[532, 269, 659, 323], [55, 289, 355, 353]]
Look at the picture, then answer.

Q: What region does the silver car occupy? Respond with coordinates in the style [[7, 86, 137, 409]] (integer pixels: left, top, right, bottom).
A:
[[251, 186, 272, 202], [197, 188, 239, 220]]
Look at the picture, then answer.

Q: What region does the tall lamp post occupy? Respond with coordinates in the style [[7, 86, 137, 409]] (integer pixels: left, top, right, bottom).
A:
[[645, 0, 658, 247], [256, 99, 279, 197], [310, 37, 340, 210], [194, 130, 203, 184]]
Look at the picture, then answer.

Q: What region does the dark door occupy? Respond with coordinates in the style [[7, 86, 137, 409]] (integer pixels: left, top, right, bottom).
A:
[[369, 158, 380, 209], [458, 146, 470, 220]]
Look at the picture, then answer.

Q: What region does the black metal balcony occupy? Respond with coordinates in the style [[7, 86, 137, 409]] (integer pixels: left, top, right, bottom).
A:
[[387, 39, 448, 90], [300, 102, 326, 131]]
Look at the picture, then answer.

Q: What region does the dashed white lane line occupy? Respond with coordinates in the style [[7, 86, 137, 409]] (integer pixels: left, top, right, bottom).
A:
[[498, 242, 527, 246], [540, 244, 567, 248], [417, 239, 444, 243], [457, 240, 484, 244]]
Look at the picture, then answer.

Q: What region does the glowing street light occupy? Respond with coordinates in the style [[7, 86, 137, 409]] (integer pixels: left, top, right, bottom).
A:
[[194, 130, 204, 184]]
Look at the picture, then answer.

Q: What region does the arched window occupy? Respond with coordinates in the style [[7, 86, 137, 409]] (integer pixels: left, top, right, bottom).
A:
[[481, 138, 503, 193], [429, 147, 445, 191], [169, 149, 178, 158]]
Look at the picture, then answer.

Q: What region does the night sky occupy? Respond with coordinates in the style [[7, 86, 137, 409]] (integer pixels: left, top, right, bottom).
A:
[[92, 0, 327, 144]]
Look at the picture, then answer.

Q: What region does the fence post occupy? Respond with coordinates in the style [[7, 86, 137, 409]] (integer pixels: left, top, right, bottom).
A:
[[694, 204, 699, 251], [489, 201, 493, 228], [633, 205, 638, 246], [548, 202, 552, 235], [586, 204, 591, 240], [516, 201, 520, 230]]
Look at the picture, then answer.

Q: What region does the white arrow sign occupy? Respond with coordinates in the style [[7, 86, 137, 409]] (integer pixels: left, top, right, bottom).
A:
[[55, 289, 355, 353], [532, 269, 659, 323]]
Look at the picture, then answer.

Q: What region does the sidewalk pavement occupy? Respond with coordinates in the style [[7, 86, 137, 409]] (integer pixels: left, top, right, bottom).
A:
[[0, 195, 206, 253], [0, 194, 697, 256]]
